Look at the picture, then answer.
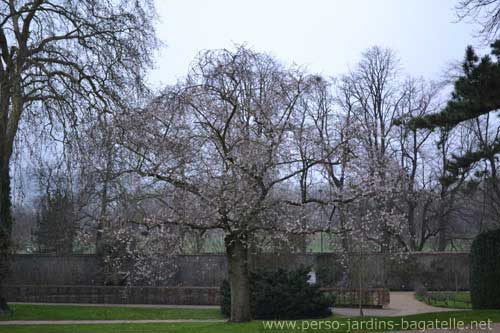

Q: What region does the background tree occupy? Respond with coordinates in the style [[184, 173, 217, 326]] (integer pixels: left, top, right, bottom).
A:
[[35, 189, 76, 254], [304, 76, 357, 252], [74, 114, 124, 254], [408, 42, 500, 231], [31, 149, 79, 254], [456, 0, 500, 42], [0, 0, 158, 313], [341, 46, 408, 252], [392, 78, 450, 251]]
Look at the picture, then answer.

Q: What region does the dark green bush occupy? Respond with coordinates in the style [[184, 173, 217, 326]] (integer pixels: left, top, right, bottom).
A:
[[470, 229, 500, 309], [220, 267, 335, 319]]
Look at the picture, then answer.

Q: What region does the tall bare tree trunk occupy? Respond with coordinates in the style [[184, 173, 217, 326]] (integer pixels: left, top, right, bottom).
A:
[[407, 202, 417, 251], [225, 232, 251, 322], [95, 122, 114, 255], [0, 157, 12, 314], [0, 82, 22, 314], [0, 72, 16, 315], [437, 215, 448, 251], [339, 209, 350, 253], [358, 252, 364, 317], [95, 166, 110, 255]]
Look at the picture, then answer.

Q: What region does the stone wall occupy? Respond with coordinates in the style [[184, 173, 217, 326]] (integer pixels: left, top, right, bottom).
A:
[[6, 254, 103, 285], [6, 252, 470, 290], [313, 252, 470, 291], [5, 285, 220, 305], [387, 252, 470, 291], [5, 285, 390, 306]]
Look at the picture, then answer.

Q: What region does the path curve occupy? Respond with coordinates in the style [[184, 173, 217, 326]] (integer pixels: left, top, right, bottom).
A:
[[333, 292, 466, 317], [0, 294, 470, 326]]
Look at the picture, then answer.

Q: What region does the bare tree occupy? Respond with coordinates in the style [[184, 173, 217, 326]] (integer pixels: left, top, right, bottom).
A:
[[342, 46, 407, 252], [0, 0, 158, 313], [393, 78, 442, 251], [456, 0, 500, 42], [120, 46, 339, 322], [301, 77, 358, 252], [344, 47, 403, 169], [74, 113, 123, 253]]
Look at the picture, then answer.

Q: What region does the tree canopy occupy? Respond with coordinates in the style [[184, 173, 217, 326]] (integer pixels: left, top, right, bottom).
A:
[[407, 41, 500, 182]]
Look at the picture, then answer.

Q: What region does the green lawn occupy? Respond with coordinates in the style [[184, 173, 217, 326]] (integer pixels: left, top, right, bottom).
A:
[[0, 304, 223, 321], [0, 308, 499, 333], [415, 291, 471, 309]]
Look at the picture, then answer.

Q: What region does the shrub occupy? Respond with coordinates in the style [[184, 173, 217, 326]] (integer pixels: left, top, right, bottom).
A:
[[414, 284, 428, 298], [220, 279, 231, 317], [221, 267, 335, 319], [470, 229, 500, 309]]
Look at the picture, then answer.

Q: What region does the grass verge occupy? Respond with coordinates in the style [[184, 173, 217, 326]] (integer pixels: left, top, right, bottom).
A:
[[415, 291, 471, 309], [0, 304, 223, 321], [0, 309, 499, 333]]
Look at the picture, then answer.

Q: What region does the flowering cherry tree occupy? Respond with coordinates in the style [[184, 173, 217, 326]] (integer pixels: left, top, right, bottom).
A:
[[120, 46, 341, 322], [101, 221, 182, 286]]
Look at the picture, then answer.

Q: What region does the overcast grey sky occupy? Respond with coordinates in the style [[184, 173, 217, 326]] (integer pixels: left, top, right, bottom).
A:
[[148, 0, 484, 88]]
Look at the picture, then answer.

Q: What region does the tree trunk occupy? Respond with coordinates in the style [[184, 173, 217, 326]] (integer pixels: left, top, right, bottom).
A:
[[437, 215, 448, 251], [0, 158, 12, 314], [225, 232, 251, 322], [407, 202, 417, 251], [96, 124, 114, 255], [339, 209, 350, 253], [358, 252, 364, 317], [95, 176, 108, 255]]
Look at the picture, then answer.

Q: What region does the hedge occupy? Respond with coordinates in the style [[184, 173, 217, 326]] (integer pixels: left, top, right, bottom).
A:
[[470, 229, 500, 309], [221, 267, 334, 319]]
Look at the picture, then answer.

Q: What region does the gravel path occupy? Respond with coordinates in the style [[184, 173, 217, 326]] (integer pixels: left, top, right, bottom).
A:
[[0, 319, 225, 325], [390, 324, 499, 333], [333, 292, 466, 317], [2, 292, 487, 329]]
